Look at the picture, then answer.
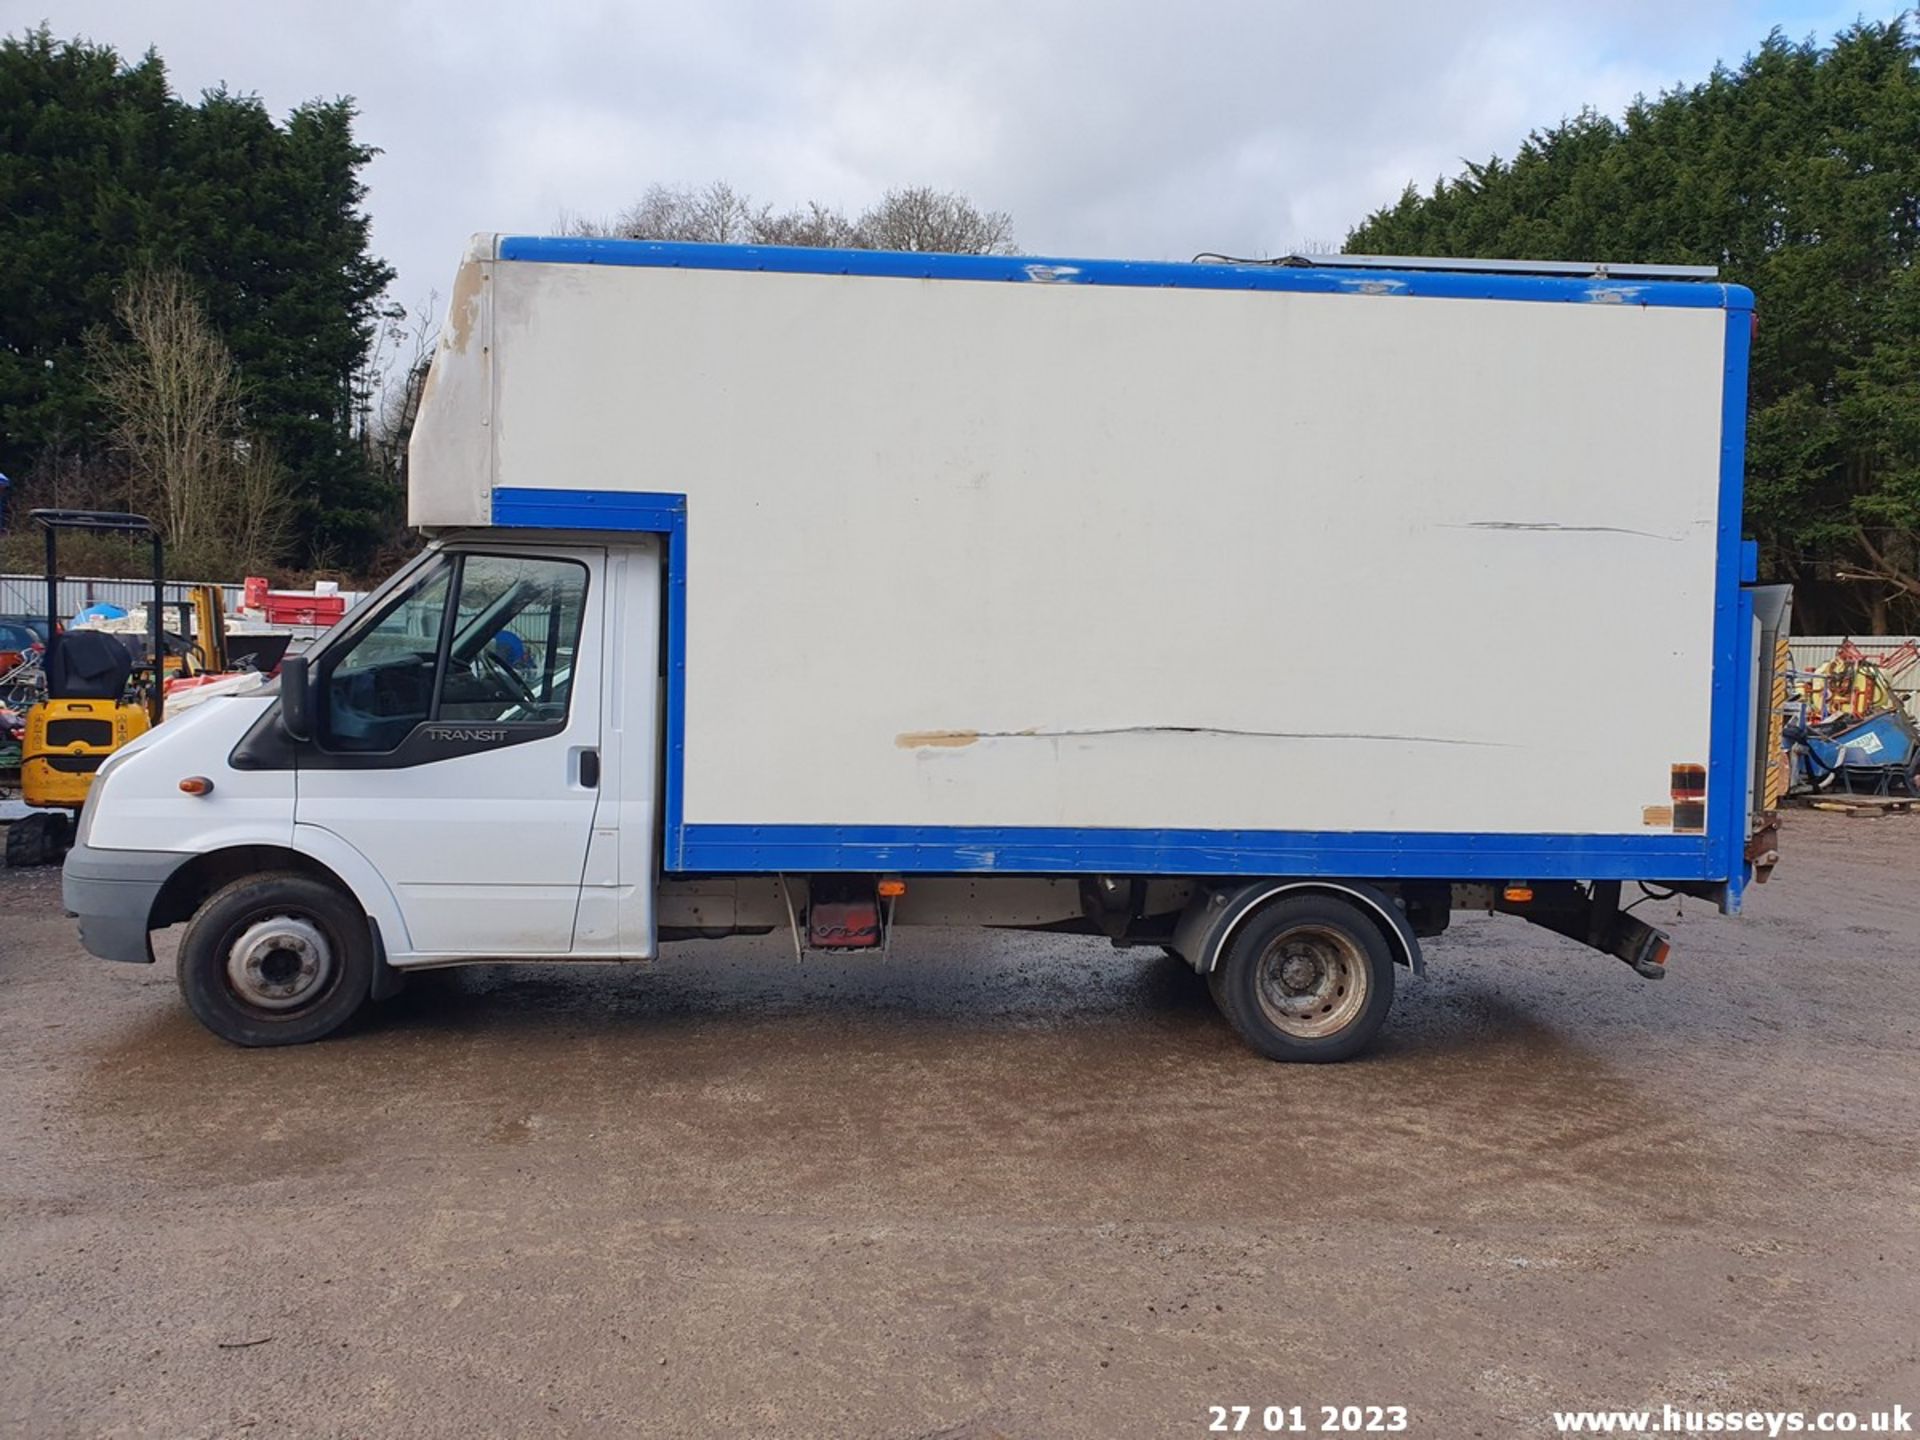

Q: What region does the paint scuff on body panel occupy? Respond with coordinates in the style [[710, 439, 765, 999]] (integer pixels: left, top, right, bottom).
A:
[[898, 726, 1505, 749], [443, 258, 487, 356], [897, 730, 985, 748], [1450, 521, 1689, 541]]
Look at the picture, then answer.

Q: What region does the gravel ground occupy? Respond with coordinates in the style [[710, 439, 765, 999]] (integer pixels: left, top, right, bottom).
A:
[[1, 810, 1916, 1439]]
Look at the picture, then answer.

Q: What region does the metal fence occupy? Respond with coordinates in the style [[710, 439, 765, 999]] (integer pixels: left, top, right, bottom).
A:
[[1788, 636, 1920, 725], [0, 573, 245, 621]]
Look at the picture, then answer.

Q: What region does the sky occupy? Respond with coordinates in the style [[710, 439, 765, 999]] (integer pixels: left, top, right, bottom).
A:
[[24, 0, 1908, 324]]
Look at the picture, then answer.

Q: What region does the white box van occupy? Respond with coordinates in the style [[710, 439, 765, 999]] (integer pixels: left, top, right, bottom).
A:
[[61, 236, 1787, 1060]]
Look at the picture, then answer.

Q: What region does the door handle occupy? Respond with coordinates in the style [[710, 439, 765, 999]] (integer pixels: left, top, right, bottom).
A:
[[578, 748, 600, 788]]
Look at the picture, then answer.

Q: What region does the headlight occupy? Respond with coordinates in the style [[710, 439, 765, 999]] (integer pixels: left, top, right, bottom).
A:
[[73, 751, 123, 849], [73, 781, 98, 848]]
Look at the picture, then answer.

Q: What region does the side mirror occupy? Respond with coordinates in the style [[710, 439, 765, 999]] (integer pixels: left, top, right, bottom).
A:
[[279, 653, 313, 742]]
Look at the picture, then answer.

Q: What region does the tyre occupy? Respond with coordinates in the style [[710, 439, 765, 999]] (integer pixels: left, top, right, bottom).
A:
[[1206, 894, 1396, 1062], [6, 813, 48, 868], [5, 811, 66, 867], [176, 871, 373, 1046]]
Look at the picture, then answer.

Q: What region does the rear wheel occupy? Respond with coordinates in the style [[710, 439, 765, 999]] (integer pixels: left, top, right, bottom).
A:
[[176, 872, 372, 1046], [1207, 894, 1395, 1062]]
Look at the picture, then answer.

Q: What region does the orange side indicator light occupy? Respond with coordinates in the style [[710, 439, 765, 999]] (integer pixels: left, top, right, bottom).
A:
[[1502, 885, 1534, 903], [179, 776, 214, 796], [877, 878, 907, 898]]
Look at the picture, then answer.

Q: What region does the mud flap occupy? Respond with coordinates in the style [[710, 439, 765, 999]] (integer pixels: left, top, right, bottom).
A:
[[367, 917, 405, 1001]]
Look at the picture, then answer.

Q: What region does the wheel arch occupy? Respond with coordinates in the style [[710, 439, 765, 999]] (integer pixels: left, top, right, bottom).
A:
[[1173, 879, 1424, 977], [146, 829, 416, 962], [149, 845, 362, 932]]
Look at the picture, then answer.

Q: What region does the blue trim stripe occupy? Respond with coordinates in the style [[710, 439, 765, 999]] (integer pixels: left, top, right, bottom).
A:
[[492, 486, 692, 869], [496, 235, 1755, 313], [674, 824, 1718, 880], [492, 487, 684, 533], [1712, 308, 1755, 907]]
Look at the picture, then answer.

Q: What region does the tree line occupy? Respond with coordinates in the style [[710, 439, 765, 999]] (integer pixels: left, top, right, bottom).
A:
[[564, 180, 1014, 254]]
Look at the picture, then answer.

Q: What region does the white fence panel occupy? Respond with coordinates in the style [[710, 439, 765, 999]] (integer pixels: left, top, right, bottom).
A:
[[0, 573, 244, 622]]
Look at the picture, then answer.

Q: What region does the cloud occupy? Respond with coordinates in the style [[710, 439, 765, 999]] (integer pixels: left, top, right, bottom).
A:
[[27, 0, 1902, 311]]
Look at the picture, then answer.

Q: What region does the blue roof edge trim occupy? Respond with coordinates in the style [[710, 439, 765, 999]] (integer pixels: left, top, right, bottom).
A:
[[495, 235, 1751, 311]]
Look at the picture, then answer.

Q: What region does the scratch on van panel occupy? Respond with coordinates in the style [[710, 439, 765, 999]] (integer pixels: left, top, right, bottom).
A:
[[1584, 286, 1645, 304], [899, 726, 1502, 749], [1023, 264, 1083, 283], [1451, 521, 1686, 542]]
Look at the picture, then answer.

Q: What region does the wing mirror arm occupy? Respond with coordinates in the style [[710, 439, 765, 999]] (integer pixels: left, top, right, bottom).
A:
[[279, 654, 313, 742]]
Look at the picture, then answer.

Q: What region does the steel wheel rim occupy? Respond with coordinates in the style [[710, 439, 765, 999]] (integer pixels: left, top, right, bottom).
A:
[[226, 914, 335, 1012], [1253, 924, 1369, 1038]]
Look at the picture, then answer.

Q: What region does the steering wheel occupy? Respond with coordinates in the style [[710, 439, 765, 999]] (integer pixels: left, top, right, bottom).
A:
[[470, 647, 539, 710]]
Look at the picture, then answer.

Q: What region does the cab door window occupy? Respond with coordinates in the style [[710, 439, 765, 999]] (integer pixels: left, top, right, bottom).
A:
[[318, 553, 588, 753], [438, 555, 588, 724], [321, 560, 452, 752]]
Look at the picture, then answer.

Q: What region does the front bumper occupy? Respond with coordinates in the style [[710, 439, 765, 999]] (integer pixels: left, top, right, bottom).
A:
[[62, 843, 191, 965]]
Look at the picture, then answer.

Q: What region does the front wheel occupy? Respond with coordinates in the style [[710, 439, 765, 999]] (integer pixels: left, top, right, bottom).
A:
[[1207, 894, 1395, 1062], [176, 872, 372, 1046]]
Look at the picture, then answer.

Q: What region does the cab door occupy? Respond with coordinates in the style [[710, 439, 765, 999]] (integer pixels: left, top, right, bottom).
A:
[[293, 545, 604, 957]]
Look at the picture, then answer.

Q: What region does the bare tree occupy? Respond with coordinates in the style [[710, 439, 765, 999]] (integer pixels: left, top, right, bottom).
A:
[[853, 187, 1015, 254], [752, 200, 861, 249], [359, 290, 439, 495], [568, 181, 765, 244], [230, 437, 295, 574], [566, 181, 1015, 255], [86, 269, 294, 573], [87, 270, 238, 545]]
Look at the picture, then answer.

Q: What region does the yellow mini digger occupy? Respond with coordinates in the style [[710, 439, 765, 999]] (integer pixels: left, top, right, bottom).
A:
[[7, 510, 167, 868]]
